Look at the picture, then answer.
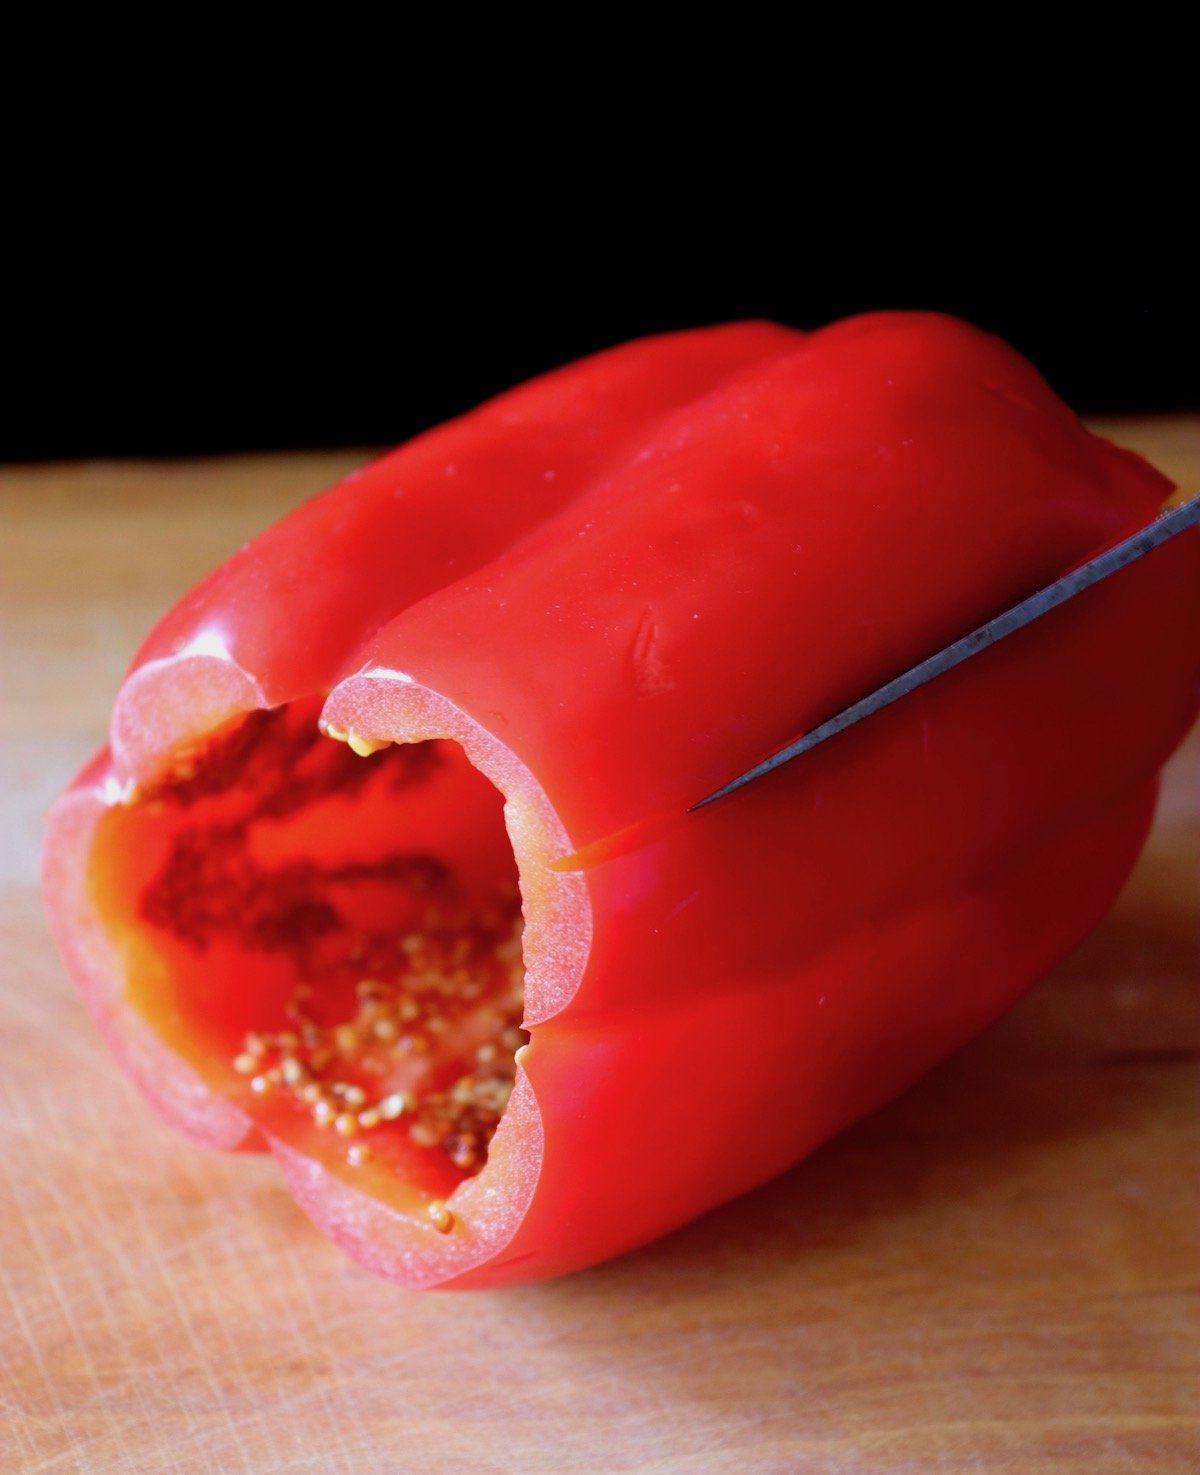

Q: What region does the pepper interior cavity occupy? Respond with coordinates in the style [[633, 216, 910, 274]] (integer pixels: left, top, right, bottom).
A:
[[89, 696, 527, 1216]]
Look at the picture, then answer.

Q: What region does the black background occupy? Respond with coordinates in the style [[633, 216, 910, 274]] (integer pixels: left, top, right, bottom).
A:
[[7, 32, 1196, 464], [8, 182, 1196, 463]]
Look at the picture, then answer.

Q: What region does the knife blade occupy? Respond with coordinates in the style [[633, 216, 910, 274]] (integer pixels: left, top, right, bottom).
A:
[[692, 493, 1200, 811]]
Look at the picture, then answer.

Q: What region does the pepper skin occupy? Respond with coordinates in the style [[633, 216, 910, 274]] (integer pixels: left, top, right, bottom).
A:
[[42, 314, 1200, 1288]]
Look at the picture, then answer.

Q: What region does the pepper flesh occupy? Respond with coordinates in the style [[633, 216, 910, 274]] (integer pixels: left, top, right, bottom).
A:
[[42, 314, 1200, 1288]]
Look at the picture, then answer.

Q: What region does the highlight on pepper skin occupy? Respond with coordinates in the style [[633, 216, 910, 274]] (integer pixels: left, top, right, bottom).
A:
[[88, 697, 527, 1232]]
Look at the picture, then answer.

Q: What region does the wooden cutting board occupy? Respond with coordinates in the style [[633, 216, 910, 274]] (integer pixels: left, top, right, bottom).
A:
[[2, 422, 1197, 1475]]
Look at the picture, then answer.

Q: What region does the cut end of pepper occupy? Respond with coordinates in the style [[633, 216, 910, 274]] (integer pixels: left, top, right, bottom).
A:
[[87, 697, 533, 1221]]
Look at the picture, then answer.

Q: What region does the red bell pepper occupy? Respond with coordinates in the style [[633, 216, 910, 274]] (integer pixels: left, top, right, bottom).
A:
[[42, 314, 1200, 1288]]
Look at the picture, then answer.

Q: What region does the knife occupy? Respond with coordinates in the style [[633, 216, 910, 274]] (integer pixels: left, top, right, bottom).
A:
[[692, 493, 1200, 811]]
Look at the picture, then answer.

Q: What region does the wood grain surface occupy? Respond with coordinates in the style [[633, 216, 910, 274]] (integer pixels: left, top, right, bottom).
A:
[[2, 423, 1197, 1475]]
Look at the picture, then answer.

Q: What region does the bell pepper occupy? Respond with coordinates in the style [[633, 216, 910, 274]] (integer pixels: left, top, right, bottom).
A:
[[42, 313, 1200, 1289]]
